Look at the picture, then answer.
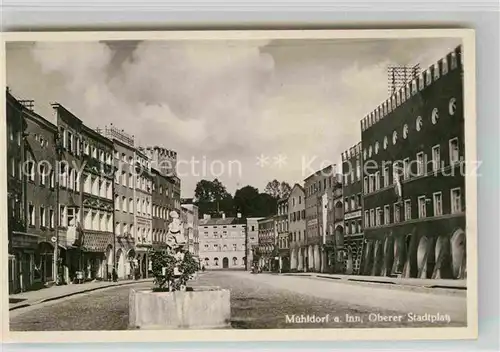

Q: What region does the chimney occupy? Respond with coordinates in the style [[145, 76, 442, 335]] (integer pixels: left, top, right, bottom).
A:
[[222, 213, 226, 219], [203, 214, 211, 220], [237, 212, 242, 219]]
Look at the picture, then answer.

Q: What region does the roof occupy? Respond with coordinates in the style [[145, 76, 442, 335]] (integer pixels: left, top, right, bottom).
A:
[[199, 217, 246, 226], [304, 164, 334, 181]]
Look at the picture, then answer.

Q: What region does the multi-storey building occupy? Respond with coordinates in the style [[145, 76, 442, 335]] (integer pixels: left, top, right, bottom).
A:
[[80, 125, 114, 281], [276, 197, 290, 272], [304, 164, 338, 272], [152, 168, 171, 251], [103, 125, 136, 279], [143, 146, 177, 177], [257, 216, 277, 271], [360, 45, 465, 280], [7, 91, 26, 293], [7, 92, 59, 292], [199, 214, 246, 270], [134, 149, 153, 278], [245, 217, 263, 270], [181, 203, 200, 261], [51, 103, 86, 284], [288, 184, 306, 272], [329, 175, 344, 273], [342, 142, 364, 274]]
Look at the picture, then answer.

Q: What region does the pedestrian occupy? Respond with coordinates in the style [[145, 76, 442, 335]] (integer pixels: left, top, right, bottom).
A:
[[112, 267, 118, 282], [202, 265, 205, 272]]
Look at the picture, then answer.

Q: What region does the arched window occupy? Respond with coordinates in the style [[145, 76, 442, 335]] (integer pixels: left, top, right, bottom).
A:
[[431, 108, 439, 124], [403, 124, 409, 139], [214, 257, 219, 266], [232, 257, 238, 266], [416, 116, 423, 131]]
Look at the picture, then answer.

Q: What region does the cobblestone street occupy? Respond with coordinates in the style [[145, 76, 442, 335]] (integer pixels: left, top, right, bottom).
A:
[[10, 271, 466, 331]]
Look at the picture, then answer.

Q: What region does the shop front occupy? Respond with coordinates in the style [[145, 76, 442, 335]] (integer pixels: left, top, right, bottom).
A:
[[81, 231, 114, 281]]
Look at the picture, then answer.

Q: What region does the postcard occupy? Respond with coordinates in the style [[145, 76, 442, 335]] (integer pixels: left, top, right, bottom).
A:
[[1, 29, 477, 343]]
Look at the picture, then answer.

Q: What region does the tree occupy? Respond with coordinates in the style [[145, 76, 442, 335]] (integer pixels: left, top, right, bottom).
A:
[[234, 185, 260, 216], [194, 179, 234, 217], [264, 179, 292, 199]]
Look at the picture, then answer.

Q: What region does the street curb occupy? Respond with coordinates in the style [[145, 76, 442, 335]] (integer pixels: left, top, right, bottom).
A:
[[9, 279, 153, 311]]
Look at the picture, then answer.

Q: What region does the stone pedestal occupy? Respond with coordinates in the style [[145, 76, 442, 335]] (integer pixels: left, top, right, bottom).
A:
[[129, 287, 231, 329]]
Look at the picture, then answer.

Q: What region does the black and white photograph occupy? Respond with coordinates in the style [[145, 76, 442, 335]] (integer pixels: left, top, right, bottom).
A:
[[2, 29, 477, 342]]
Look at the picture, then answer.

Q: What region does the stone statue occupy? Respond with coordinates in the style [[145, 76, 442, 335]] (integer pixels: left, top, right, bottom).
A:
[[166, 210, 187, 250], [165, 211, 187, 289]]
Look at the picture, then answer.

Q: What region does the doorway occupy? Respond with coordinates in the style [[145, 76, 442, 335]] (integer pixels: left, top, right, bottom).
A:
[[223, 257, 229, 269]]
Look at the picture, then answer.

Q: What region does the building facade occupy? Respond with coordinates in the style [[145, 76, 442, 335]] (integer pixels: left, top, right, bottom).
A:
[[181, 203, 200, 261], [288, 184, 306, 272], [134, 149, 153, 278], [51, 103, 86, 284], [7, 92, 59, 292], [257, 216, 277, 271], [304, 164, 338, 273], [276, 197, 290, 272], [246, 217, 263, 270], [199, 215, 246, 270], [152, 168, 171, 251], [80, 125, 115, 281], [143, 146, 177, 177], [104, 126, 137, 279], [360, 45, 465, 280], [341, 142, 364, 274]]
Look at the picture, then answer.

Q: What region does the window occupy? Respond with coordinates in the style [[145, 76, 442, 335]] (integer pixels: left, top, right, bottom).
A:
[[356, 161, 361, 180], [404, 199, 411, 221], [351, 222, 356, 234], [418, 196, 427, 218], [383, 136, 388, 150], [417, 152, 425, 176], [451, 188, 462, 214], [376, 207, 382, 226], [345, 223, 350, 235], [369, 174, 374, 193], [67, 207, 76, 227], [434, 63, 440, 80], [368, 145, 373, 158], [432, 145, 441, 171], [363, 149, 367, 160], [384, 205, 390, 225], [451, 52, 458, 69], [68, 132, 73, 152], [59, 205, 66, 227], [28, 204, 35, 226], [40, 206, 46, 227], [232, 257, 238, 266], [425, 68, 432, 86], [433, 192, 443, 216], [49, 209, 55, 228], [39, 164, 46, 186], [402, 158, 410, 180], [364, 176, 368, 193], [392, 131, 398, 145], [403, 124, 409, 139], [370, 209, 375, 227], [431, 108, 439, 124], [449, 97, 457, 116], [375, 171, 381, 190], [233, 244, 237, 251], [394, 203, 401, 223], [364, 211, 369, 227], [350, 196, 355, 211], [383, 166, 390, 187], [27, 158, 35, 182], [449, 138, 460, 164], [416, 116, 423, 131], [344, 198, 349, 212]]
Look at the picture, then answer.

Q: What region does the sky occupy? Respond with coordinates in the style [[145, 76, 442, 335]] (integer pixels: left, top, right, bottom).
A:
[[6, 36, 461, 198]]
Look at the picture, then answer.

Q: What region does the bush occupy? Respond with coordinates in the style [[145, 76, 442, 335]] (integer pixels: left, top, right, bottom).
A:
[[150, 248, 198, 292]]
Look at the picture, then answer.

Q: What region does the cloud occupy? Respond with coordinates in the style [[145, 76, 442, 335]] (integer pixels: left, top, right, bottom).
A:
[[6, 37, 461, 196]]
